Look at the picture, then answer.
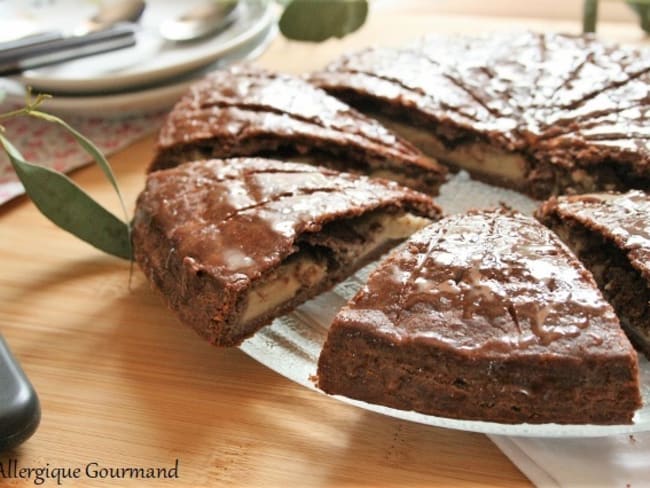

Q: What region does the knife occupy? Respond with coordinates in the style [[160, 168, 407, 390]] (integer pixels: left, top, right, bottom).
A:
[[0, 24, 137, 76]]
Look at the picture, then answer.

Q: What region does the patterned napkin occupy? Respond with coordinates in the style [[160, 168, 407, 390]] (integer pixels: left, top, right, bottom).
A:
[[0, 102, 165, 205]]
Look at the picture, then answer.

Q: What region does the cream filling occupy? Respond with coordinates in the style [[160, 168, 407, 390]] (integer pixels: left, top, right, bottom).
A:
[[240, 212, 431, 324], [241, 257, 327, 324], [372, 115, 527, 184], [363, 211, 432, 240]]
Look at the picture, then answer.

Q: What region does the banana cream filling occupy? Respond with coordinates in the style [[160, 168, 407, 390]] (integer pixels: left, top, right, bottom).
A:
[[241, 257, 327, 324], [240, 211, 431, 324], [372, 115, 527, 184]]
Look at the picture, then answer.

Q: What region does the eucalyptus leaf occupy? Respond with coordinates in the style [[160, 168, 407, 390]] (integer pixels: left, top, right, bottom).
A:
[[0, 133, 132, 260], [583, 0, 598, 33], [25, 110, 129, 222], [280, 0, 368, 42], [628, 0, 650, 33]]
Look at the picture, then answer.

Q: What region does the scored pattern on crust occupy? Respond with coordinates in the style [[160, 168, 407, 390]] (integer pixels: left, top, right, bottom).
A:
[[310, 32, 650, 172], [135, 158, 440, 282], [341, 208, 626, 353]]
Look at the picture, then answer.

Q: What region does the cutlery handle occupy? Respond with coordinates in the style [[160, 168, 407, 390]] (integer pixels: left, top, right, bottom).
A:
[[0, 335, 40, 451], [0, 24, 137, 76], [0, 31, 65, 52]]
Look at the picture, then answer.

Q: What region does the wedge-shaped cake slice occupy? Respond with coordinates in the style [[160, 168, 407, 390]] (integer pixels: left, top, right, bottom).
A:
[[132, 158, 441, 347], [537, 190, 650, 359], [318, 209, 641, 424], [149, 65, 446, 195], [310, 32, 650, 199]]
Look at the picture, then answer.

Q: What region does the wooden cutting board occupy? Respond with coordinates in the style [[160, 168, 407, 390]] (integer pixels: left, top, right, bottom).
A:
[[1, 2, 645, 486]]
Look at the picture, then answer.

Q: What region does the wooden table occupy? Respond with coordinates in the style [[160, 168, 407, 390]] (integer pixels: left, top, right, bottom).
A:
[[1, 3, 647, 486]]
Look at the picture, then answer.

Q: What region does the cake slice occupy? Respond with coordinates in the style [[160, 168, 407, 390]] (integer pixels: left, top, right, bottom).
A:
[[537, 190, 650, 359], [317, 208, 642, 424], [149, 65, 447, 196], [132, 158, 441, 347], [310, 32, 650, 199]]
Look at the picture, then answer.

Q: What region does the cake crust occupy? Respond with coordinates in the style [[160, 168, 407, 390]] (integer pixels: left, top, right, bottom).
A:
[[132, 158, 441, 347], [318, 208, 642, 424]]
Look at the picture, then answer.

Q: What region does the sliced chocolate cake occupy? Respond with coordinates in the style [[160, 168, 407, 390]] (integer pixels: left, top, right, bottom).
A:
[[132, 158, 441, 347], [317, 209, 642, 424], [537, 190, 650, 359], [149, 65, 447, 196], [310, 32, 650, 199]]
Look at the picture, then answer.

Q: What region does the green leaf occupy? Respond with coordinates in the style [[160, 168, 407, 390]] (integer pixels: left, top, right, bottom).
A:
[[627, 1, 650, 33], [26, 110, 129, 222], [583, 0, 599, 33], [279, 0, 368, 42], [0, 133, 132, 260]]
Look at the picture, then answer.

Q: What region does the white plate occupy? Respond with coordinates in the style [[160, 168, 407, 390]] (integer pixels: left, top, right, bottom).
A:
[[1, 0, 274, 94], [239, 172, 650, 438], [0, 22, 277, 117]]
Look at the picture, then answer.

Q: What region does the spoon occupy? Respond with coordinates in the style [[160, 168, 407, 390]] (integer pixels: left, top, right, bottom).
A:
[[159, 1, 240, 43], [75, 0, 147, 35]]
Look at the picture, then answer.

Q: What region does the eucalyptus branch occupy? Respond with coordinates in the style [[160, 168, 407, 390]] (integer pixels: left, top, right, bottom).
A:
[[0, 91, 51, 123], [0, 99, 132, 260]]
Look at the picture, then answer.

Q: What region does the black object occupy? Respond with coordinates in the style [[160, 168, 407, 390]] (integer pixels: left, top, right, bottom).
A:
[[0, 24, 136, 76], [0, 335, 40, 452]]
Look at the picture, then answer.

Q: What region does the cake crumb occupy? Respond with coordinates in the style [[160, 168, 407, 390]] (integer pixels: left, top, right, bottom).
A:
[[629, 434, 637, 444]]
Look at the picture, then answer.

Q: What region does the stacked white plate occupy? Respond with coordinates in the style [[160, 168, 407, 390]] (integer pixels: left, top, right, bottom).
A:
[[0, 0, 277, 116]]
